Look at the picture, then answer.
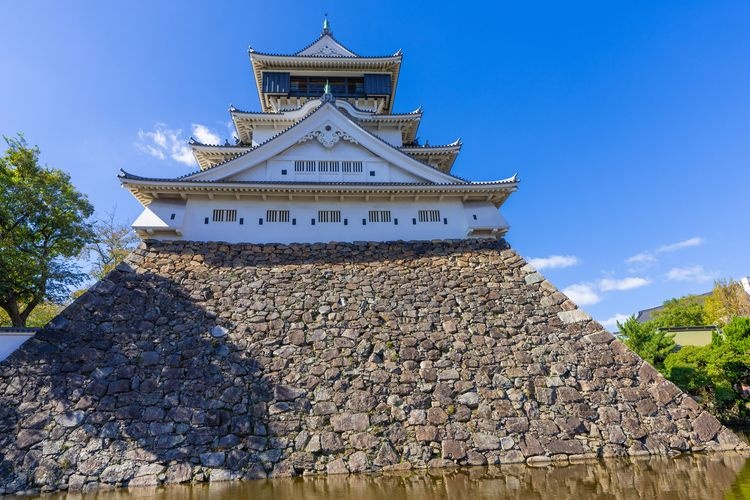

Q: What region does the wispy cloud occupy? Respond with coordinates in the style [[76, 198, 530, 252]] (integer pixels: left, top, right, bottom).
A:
[[136, 123, 195, 166], [626, 252, 657, 265], [599, 276, 650, 291], [136, 123, 223, 166], [658, 237, 704, 253], [528, 255, 579, 271], [599, 313, 630, 330], [192, 124, 222, 145], [562, 283, 601, 305], [626, 237, 704, 265], [562, 274, 651, 307], [666, 265, 716, 283]]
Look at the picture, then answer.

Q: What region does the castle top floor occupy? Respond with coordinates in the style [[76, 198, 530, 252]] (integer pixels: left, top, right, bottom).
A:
[[250, 20, 402, 113]]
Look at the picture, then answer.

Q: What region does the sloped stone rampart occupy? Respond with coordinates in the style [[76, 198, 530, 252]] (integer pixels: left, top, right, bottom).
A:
[[0, 239, 745, 493]]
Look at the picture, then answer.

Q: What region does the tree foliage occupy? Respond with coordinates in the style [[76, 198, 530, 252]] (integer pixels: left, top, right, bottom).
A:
[[84, 210, 139, 281], [617, 316, 676, 368], [704, 279, 750, 326], [662, 316, 750, 422], [649, 294, 707, 329], [0, 135, 95, 326], [0, 301, 62, 328]]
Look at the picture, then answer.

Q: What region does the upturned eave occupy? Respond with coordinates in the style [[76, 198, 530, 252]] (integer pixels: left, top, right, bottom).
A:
[[120, 175, 518, 208]]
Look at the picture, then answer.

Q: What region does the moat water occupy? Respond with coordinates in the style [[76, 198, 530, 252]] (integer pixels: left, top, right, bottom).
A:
[[13, 450, 750, 500]]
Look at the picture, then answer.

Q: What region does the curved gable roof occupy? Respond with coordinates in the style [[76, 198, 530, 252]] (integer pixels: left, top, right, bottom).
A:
[[180, 101, 466, 185]]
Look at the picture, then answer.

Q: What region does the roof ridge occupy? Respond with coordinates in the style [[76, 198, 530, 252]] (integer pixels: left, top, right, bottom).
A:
[[118, 171, 517, 187], [293, 32, 361, 58]]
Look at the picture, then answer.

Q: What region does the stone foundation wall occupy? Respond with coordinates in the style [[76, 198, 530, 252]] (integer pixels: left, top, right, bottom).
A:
[[0, 239, 745, 494]]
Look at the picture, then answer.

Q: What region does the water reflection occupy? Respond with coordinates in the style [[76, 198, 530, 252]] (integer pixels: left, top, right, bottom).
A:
[[23, 453, 750, 500]]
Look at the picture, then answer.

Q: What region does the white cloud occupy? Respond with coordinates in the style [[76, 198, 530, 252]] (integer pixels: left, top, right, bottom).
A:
[[626, 252, 657, 265], [598, 276, 651, 291], [528, 255, 579, 271], [626, 236, 704, 265], [657, 237, 704, 253], [135, 123, 199, 166], [599, 313, 630, 330], [666, 265, 715, 283], [562, 283, 601, 306], [192, 123, 222, 145]]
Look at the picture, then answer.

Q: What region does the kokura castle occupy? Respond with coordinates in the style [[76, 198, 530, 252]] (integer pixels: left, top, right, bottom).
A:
[[2, 20, 744, 497], [120, 21, 518, 243]]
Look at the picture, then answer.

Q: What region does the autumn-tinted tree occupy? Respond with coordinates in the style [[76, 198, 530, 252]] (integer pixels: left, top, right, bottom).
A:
[[0, 135, 94, 326], [704, 279, 750, 326], [84, 210, 139, 281]]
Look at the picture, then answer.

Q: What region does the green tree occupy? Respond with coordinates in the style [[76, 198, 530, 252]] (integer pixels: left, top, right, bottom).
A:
[[650, 295, 707, 329], [663, 316, 750, 422], [84, 209, 138, 280], [0, 135, 95, 326], [0, 301, 62, 328], [617, 316, 676, 368]]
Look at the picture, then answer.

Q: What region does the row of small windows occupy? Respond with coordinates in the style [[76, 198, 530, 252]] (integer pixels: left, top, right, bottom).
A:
[[292, 160, 364, 174], [205, 209, 447, 225]]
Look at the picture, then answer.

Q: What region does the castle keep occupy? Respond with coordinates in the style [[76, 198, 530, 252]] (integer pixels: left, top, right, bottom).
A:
[[120, 20, 516, 244], [0, 23, 745, 495]]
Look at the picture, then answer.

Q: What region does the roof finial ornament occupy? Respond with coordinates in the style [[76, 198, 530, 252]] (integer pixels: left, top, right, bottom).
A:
[[322, 14, 331, 35], [322, 79, 336, 103]]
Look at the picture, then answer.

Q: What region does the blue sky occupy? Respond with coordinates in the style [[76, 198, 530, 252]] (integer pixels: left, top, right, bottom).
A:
[[2, 1, 749, 328]]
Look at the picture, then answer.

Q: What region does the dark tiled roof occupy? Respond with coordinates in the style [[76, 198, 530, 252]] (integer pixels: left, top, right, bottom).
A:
[[118, 171, 517, 188]]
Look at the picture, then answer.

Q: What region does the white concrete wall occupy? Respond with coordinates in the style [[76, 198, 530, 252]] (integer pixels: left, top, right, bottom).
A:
[[145, 198, 507, 244], [0, 332, 34, 362]]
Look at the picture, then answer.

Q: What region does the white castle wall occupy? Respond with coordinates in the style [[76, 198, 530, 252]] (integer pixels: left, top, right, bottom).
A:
[[140, 198, 507, 244], [226, 141, 424, 183], [252, 124, 404, 148]]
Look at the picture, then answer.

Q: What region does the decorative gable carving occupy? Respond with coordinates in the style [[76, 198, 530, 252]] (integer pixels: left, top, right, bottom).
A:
[[298, 122, 359, 149], [297, 35, 357, 58]]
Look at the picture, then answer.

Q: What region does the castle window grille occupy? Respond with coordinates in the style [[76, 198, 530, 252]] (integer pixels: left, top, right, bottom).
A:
[[317, 210, 342, 223], [305, 160, 316, 172], [318, 161, 340, 173], [266, 210, 290, 223], [212, 209, 237, 222], [418, 210, 441, 223], [294, 160, 305, 172], [342, 161, 363, 173], [368, 210, 392, 223]]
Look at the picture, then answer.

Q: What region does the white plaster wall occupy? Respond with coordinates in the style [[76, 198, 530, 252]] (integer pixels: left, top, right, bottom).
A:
[[252, 123, 404, 149], [360, 125, 403, 146], [225, 141, 425, 183], [464, 201, 508, 229], [0, 333, 33, 362], [149, 198, 507, 244], [252, 126, 283, 146], [132, 201, 186, 230]]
